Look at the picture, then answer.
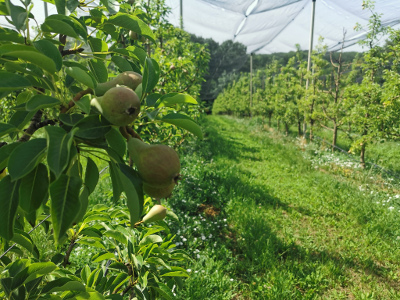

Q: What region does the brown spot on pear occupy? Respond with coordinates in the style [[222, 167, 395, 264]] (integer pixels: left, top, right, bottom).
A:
[[143, 181, 176, 199], [91, 86, 140, 126], [127, 137, 180, 187], [94, 71, 142, 96], [142, 204, 167, 223]]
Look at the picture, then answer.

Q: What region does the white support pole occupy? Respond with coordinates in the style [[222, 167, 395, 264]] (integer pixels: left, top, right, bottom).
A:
[[250, 52, 253, 118], [306, 0, 316, 90], [180, 0, 183, 29], [44, 2, 48, 18], [304, 0, 316, 136]]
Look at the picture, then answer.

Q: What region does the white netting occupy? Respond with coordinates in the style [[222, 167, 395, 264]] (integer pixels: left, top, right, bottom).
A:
[[165, 0, 400, 53]]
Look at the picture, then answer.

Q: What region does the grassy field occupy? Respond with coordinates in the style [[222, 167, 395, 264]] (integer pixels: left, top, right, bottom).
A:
[[167, 115, 400, 299]]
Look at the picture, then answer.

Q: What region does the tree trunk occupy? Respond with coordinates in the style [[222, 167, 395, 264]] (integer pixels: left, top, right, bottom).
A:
[[285, 123, 289, 136], [268, 113, 272, 128], [277, 120, 280, 131], [332, 123, 338, 152], [297, 121, 302, 137]]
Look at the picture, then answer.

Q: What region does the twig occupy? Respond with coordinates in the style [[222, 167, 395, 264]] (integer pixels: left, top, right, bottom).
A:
[[62, 238, 77, 267], [17, 110, 43, 142]]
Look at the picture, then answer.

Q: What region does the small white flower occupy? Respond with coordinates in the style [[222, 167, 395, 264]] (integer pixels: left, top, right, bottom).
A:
[[187, 269, 192, 272], [230, 278, 234, 282], [389, 206, 394, 210]]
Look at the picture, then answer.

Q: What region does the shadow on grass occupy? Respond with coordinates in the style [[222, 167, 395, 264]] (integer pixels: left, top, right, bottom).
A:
[[175, 115, 400, 298]]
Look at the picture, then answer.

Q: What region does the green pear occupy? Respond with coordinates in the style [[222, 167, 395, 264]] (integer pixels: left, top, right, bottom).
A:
[[127, 137, 181, 187], [91, 86, 140, 126], [143, 181, 176, 199], [142, 204, 167, 223], [129, 31, 146, 42], [94, 71, 142, 96]]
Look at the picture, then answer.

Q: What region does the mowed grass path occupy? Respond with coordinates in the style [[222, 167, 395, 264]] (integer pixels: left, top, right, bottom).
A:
[[175, 115, 400, 299]]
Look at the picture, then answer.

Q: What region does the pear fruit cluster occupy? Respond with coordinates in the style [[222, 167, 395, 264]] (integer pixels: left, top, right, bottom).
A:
[[127, 137, 180, 199]]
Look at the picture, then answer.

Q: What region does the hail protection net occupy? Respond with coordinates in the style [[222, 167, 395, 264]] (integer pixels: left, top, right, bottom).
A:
[[165, 0, 400, 53]]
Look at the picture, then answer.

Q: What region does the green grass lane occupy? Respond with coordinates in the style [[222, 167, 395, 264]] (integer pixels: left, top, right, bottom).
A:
[[171, 115, 400, 299]]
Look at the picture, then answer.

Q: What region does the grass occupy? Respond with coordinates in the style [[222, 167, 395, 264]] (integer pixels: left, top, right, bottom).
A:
[[166, 115, 400, 299]]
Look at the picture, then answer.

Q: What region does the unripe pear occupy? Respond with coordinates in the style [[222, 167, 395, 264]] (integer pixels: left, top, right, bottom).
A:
[[94, 71, 142, 96], [127, 137, 180, 187], [142, 204, 167, 223], [143, 181, 176, 199], [91, 86, 140, 126], [129, 31, 146, 42]]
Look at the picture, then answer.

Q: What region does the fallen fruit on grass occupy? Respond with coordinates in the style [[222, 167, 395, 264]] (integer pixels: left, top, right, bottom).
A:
[[142, 204, 167, 223], [91, 86, 140, 126], [143, 181, 176, 199], [94, 71, 142, 96], [127, 137, 181, 187]]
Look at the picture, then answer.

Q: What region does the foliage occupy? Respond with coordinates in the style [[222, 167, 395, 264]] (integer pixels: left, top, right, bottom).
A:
[[0, 0, 208, 298], [211, 2, 400, 168]]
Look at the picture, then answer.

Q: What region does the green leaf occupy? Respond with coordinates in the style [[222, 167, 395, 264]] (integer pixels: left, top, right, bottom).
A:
[[92, 252, 115, 262], [0, 72, 30, 92], [103, 230, 127, 245], [0, 176, 19, 240], [88, 37, 108, 59], [155, 93, 198, 108], [85, 157, 99, 194], [74, 115, 112, 139], [42, 15, 87, 40], [105, 127, 126, 159], [108, 161, 123, 203], [11, 229, 39, 259], [74, 187, 90, 225], [75, 94, 91, 114], [42, 278, 86, 293], [153, 282, 175, 300], [65, 67, 96, 89], [54, 0, 66, 15], [111, 56, 133, 72], [0, 142, 20, 170], [4, 51, 57, 74], [119, 164, 143, 225], [5, 1, 30, 31], [50, 174, 82, 244], [0, 122, 16, 138], [77, 237, 105, 249], [23, 262, 57, 285], [8, 138, 47, 181], [45, 126, 76, 178], [19, 163, 49, 213], [83, 213, 111, 223], [33, 39, 63, 71], [59, 114, 84, 127], [8, 110, 37, 139], [89, 58, 108, 83], [26, 94, 61, 111], [139, 234, 163, 245], [161, 113, 203, 139], [142, 57, 160, 94], [108, 13, 155, 43]]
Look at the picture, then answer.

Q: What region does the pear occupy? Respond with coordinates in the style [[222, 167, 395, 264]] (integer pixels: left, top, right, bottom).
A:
[[143, 181, 176, 199], [91, 86, 140, 126], [127, 137, 180, 187], [142, 204, 167, 223], [129, 31, 146, 42], [94, 71, 142, 96]]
